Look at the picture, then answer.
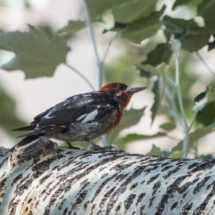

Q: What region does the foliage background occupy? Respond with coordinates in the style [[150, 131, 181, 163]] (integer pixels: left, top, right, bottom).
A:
[[0, 0, 215, 159]]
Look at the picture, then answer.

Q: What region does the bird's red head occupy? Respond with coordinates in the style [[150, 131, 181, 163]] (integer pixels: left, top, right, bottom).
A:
[[101, 82, 147, 110]]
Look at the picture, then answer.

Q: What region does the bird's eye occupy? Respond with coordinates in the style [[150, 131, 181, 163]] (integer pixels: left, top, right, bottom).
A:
[[119, 84, 127, 91]]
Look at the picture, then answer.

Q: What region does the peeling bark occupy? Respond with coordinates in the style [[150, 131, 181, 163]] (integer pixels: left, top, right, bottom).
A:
[[0, 138, 215, 215]]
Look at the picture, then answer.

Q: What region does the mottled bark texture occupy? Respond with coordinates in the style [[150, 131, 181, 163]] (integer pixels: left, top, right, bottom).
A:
[[0, 138, 215, 215]]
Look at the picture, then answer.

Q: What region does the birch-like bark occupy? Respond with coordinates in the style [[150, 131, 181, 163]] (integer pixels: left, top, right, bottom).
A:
[[0, 138, 215, 215]]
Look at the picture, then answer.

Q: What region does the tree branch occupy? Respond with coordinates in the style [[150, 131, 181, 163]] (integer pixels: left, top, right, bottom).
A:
[[1, 138, 215, 215], [65, 63, 95, 91]]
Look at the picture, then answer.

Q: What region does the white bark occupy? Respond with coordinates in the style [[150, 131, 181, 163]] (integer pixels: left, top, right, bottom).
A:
[[0, 138, 215, 215]]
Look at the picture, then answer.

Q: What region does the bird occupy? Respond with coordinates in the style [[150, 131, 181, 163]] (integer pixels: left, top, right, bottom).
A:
[[11, 82, 146, 151]]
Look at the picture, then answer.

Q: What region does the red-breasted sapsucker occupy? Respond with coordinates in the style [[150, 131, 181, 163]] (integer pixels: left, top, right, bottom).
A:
[[12, 83, 146, 150]]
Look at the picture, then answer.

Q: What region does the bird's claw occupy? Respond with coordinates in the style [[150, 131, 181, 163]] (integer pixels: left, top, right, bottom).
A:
[[90, 145, 117, 152]]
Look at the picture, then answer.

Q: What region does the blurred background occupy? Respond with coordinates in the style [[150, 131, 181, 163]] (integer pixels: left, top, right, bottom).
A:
[[0, 0, 214, 159]]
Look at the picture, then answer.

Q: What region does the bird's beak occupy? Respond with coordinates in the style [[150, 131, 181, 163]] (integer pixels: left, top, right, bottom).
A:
[[126, 87, 147, 94]]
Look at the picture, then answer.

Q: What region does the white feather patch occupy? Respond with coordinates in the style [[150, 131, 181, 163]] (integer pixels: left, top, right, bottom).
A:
[[76, 114, 87, 121], [44, 111, 54, 119], [81, 109, 98, 123]]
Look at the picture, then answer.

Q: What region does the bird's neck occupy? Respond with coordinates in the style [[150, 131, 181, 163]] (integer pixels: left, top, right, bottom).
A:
[[117, 93, 132, 111]]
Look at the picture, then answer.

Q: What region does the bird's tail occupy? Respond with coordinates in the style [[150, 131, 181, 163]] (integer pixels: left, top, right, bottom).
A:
[[9, 133, 44, 152], [17, 134, 44, 146], [11, 125, 35, 131]]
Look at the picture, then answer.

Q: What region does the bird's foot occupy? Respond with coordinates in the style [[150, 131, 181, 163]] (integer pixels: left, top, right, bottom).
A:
[[66, 142, 80, 149], [87, 141, 117, 152]]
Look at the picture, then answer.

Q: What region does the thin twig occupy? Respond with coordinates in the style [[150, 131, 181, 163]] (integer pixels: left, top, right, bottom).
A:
[[172, 39, 189, 158], [167, 76, 177, 87], [82, 0, 103, 89], [189, 111, 197, 132], [65, 64, 95, 91], [82, 0, 108, 146], [102, 33, 117, 63], [196, 51, 215, 78], [165, 87, 183, 126]]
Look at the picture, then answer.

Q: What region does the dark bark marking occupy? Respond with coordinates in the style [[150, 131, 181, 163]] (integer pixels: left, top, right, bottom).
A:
[[111, 162, 136, 171], [161, 162, 171, 167], [193, 176, 211, 194], [161, 165, 173, 172], [101, 173, 108, 179], [188, 160, 215, 173], [8, 199, 20, 215], [0, 177, 8, 198], [187, 163, 199, 169], [140, 180, 145, 184], [163, 166, 181, 179], [152, 181, 161, 196], [115, 203, 121, 212], [136, 193, 146, 206], [58, 198, 66, 210], [193, 180, 215, 215], [124, 194, 136, 211], [130, 182, 138, 190], [147, 174, 160, 184], [181, 202, 193, 215], [148, 196, 155, 208], [0, 157, 8, 169], [106, 165, 146, 214], [91, 173, 118, 203], [63, 207, 68, 215], [43, 207, 50, 215], [140, 205, 145, 215], [99, 186, 116, 209], [177, 182, 192, 194], [39, 173, 52, 185], [84, 201, 90, 210], [115, 173, 129, 182], [11, 174, 23, 186], [171, 202, 178, 210], [183, 191, 189, 198], [76, 190, 88, 204], [91, 204, 96, 214], [155, 176, 187, 215]]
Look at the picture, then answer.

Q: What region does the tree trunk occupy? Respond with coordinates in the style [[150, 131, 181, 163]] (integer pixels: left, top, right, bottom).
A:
[[0, 137, 215, 215]]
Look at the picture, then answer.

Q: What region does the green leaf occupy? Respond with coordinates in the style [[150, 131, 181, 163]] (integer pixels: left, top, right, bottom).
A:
[[134, 63, 169, 76], [86, 0, 135, 20], [0, 25, 70, 79], [116, 132, 166, 145], [55, 18, 103, 35], [112, 0, 158, 23], [160, 122, 176, 132], [146, 144, 162, 157], [171, 122, 215, 153], [106, 107, 146, 145], [198, 0, 215, 31], [208, 35, 215, 51], [151, 76, 166, 123], [55, 20, 86, 34], [194, 83, 215, 126], [172, 0, 192, 10], [193, 87, 208, 113], [163, 15, 211, 52], [196, 101, 215, 126], [0, 86, 26, 139], [104, 5, 165, 43], [169, 150, 184, 159], [137, 43, 172, 76], [135, 64, 152, 78], [200, 154, 213, 160]]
